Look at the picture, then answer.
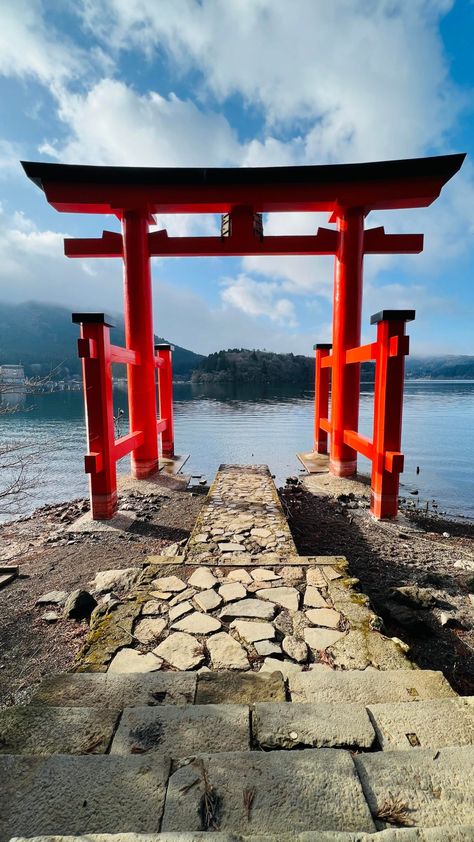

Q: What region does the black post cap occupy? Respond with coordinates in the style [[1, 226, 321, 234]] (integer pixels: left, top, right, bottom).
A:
[[313, 343, 332, 350], [155, 342, 174, 351], [72, 312, 116, 327], [370, 309, 415, 324]]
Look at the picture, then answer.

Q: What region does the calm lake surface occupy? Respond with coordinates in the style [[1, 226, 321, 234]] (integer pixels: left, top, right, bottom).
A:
[[1, 380, 473, 520]]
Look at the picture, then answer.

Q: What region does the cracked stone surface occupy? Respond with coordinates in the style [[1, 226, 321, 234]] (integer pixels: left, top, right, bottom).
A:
[[161, 749, 375, 834], [111, 704, 250, 757], [253, 702, 376, 750]]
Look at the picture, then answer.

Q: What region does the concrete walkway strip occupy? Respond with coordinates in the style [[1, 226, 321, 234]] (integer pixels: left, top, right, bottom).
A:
[[367, 697, 474, 750], [252, 701, 376, 750], [161, 749, 376, 835], [0, 755, 170, 841], [110, 704, 250, 757]]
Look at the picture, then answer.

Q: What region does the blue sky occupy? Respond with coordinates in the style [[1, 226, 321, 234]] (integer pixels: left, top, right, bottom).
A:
[[0, 0, 473, 356]]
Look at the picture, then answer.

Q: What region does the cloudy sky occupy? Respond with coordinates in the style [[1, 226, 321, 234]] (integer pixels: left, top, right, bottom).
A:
[[1, 0, 473, 355]]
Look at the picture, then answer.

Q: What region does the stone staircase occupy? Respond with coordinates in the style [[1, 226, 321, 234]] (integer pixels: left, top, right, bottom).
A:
[[1, 668, 474, 840], [1, 465, 474, 841]]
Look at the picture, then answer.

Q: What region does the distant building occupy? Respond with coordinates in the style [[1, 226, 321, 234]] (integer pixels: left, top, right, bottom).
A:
[[0, 364, 25, 387], [0, 364, 26, 407]]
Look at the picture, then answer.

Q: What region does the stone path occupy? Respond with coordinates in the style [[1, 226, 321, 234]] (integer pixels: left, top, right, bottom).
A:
[[1, 464, 474, 840]]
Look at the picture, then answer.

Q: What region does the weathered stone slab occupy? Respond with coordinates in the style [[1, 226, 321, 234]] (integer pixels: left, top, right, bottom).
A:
[[9, 826, 474, 841], [251, 568, 280, 581], [0, 755, 170, 840], [253, 702, 376, 750], [219, 598, 276, 621], [36, 590, 68, 605], [134, 618, 167, 645], [303, 586, 328, 608], [367, 697, 474, 750], [254, 639, 282, 657], [218, 582, 247, 602], [256, 586, 300, 612], [108, 649, 163, 673], [289, 667, 456, 704], [260, 657, 304, 679], [111, 703, 250, 757], [226, 568, 253, 584], [154, 632, 204, 670], [0, 706, 119, 755], [230, 619, 275, 643], [304, 627, 346, 650], [195, 670, 285, 704], [31, 672, 197, 708], [91, 568, 139, 594], [188, 568, 218, 590], [305, 608, 341, 629], [161, 749, 375, 834], [151, 576, 187, 592], [172, 612, 221, 634], [193, 589, 222, 612], [168, 601, 194, 622], [355, 746, 474, 828], [206, 632, 249, 670], [329, 630, 412, 670]]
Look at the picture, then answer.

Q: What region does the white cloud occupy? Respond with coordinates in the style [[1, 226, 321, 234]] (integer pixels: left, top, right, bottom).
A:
[[0, 0, 97, 89], [221, 273, 298, 326], [44, 79, 242, 168], [80, 0, 463, 160]]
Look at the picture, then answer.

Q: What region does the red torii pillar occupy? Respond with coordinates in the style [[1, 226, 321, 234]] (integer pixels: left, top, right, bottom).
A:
[[122, 209, 159, 478], [330, 208, 364, 477]]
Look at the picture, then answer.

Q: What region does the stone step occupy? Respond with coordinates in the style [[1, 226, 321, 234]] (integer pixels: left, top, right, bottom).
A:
[[367, 696, 474, 751], [0, 706, 120, 755], [110, 704, 250, 757], [355, 745, 474, 830], [30, 671, 197, 708], [0, 755, 170, 842], [161, 749, 376, 835], [288, 666, 456, 704], [252, 701, 376, 750], [30, 670, 286, 708], [8, 829, 474, 841]]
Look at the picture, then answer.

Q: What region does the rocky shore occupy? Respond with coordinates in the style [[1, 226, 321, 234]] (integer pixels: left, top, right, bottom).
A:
[[1, 466, 473, 706]]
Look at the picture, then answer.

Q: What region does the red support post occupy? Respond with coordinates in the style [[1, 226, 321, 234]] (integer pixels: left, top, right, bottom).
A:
[[122, 209, 159, 478], [155, 343, 175, 458], [313, 343, 332, 453], [72, 313, 117, 519], [330, 208, 365, 477], [370, 309, 415, 519]]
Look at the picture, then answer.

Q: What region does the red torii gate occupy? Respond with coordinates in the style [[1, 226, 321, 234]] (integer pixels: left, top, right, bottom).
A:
[[22, 154, 464, 519]]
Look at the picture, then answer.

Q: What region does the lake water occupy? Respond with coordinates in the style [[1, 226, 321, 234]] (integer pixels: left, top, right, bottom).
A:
[[0, 380, 473, 520]]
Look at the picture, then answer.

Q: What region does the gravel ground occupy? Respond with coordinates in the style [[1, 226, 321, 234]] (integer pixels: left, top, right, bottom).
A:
[[282, 472, 474, 695], [0, 481, 206, 705]]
